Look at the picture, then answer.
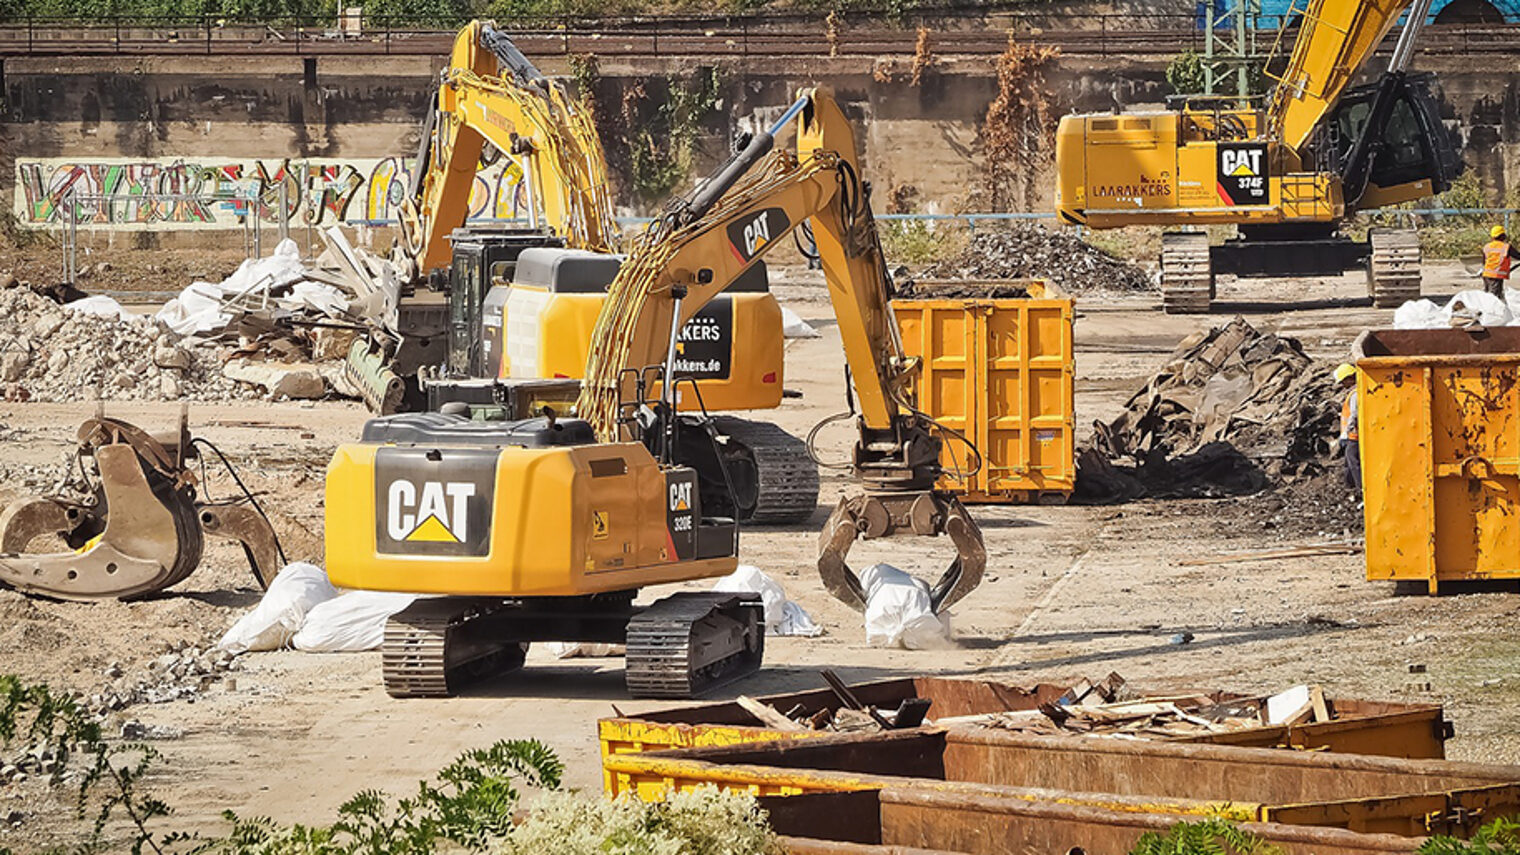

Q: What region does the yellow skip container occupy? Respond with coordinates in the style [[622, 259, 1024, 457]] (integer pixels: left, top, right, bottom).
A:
[[1355, 328, 1520, 592]]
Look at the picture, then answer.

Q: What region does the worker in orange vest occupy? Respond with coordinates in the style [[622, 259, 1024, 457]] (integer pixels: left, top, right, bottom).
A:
[[1481, 225, 1520, 298], [1335, 363, 1361, 492]]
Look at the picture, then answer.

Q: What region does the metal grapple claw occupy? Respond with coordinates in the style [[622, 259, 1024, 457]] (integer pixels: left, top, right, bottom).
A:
[[817, 490, 986, 614], [0, 415, 280, 601]]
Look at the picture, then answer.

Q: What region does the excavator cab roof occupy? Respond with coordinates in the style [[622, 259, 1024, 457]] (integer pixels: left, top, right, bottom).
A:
[[513, 246, 771, 294]]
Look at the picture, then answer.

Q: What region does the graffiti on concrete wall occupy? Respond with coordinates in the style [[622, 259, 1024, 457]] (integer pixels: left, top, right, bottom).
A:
[[13, 156, 528, 230]]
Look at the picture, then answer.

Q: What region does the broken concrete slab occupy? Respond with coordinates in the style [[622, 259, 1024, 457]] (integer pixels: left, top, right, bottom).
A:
[[223, 359, 326, 400]]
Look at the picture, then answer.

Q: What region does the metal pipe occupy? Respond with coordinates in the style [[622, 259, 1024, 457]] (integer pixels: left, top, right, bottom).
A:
[[681, 94, 811, 223], [1388, 0, 1434, 72], [523, 160, 540, 231], [660, 285, 687, 463], [480, 23, 549, 94]]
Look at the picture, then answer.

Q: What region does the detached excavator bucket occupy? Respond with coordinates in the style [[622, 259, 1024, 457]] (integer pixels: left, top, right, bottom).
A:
[[817, 490, 986, 614], [0, 415, 281, 601], [0, 442, 202, 601]]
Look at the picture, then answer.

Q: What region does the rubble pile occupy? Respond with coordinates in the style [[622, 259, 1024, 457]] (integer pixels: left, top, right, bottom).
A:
[[75, 642, 242, 720], [909, 223, 1153, 293], [1075, 318, 1343, 502], [0, 285, 256, 403], [0, 231, 398, 403]]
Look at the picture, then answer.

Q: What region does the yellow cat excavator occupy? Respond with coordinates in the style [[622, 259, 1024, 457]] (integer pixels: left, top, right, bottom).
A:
[[1056, 0, 1462, 312], [325, 88, 984, 699], [347, 21, 816, 524]]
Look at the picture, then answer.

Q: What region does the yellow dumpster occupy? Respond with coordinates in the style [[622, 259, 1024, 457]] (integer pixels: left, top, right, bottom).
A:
[[893, 281, 1075, 503], [1355, 328, 1520, 592]]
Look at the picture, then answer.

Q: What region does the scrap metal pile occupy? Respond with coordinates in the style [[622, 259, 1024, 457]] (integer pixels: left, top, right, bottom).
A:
[[908, 223, 1152, 293], [1075, 317, 1342, 502]]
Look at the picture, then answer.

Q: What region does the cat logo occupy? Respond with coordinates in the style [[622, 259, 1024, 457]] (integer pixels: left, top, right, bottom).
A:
[[726, 207, 792, 263], [669, 481, 693, 512], [1221, 147, 1262, 177], [373, 447, 497, 557], [387, 480, 475, 543], [1216, 143, 1269, 205], [592, 510, 610, 540]]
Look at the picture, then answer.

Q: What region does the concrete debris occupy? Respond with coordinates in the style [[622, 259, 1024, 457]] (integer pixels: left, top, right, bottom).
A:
[[119, 721, 185, 741], [0, 233, 399, 402], [73, 642, 242, 721], [1074, 317, 1341, 502], [0, 287, 257, 403], [908, 224, 1153, 293], [223, 359, 327, 400]]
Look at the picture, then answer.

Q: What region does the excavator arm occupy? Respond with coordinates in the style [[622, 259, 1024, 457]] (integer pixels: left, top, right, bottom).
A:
[[402, 21, 619, 273], [579, 93, 911, 439], [578, 88, 984, 613]]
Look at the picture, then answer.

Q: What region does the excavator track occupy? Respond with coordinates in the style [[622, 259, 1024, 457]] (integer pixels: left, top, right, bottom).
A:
[[713, 416, 820, 526], [625, 592, 764, 699], [381, 598, 528, 698], [1367, 228, 1422, 308], [1161, 232, 1214, 315]]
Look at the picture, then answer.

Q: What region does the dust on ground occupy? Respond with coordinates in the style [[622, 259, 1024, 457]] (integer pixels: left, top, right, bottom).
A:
[[1, 259, 1517, 850]]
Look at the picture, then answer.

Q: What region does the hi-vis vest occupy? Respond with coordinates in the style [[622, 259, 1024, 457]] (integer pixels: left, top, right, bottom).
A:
[[1340, 390, 1358, 442], [1484, 240, 1513, 279]]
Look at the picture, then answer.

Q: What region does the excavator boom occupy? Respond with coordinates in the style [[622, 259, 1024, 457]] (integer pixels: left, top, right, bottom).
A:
[[579, 93, 905, 437], [578, 88, 985, 613], [1268, 0, 1426, 153], [406, 21, 618, 272]]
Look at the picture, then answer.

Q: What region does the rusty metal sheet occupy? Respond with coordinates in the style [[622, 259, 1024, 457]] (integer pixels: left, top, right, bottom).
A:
[[1267, 783, 1520, 838], [878, 787, 1422, 855]]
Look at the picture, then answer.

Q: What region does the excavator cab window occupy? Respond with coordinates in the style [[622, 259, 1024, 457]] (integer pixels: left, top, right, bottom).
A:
[[1325, 73, 1462, 196]]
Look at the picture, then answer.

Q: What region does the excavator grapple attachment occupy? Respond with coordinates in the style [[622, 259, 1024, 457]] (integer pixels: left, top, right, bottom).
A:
[[0, 415, 280, 601], [818, 490, 986, 614], [198, 503, 283, 589]]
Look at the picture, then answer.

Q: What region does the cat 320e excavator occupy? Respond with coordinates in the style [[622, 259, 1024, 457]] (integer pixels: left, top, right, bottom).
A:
[[345, 20, 818, 524], [1056, 0, 1463, 312], [324, 88, 985, 699]]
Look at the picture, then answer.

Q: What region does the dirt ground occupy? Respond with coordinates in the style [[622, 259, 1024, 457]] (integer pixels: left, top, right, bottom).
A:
[[3, 259, 1520, 849]]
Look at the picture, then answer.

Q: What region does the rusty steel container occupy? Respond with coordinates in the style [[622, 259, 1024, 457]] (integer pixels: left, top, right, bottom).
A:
[[1354, 328, 1520, 592], [766, 788, 1422, 855], [599, 677, 1451, 792], [603, 728, 1520, 841]]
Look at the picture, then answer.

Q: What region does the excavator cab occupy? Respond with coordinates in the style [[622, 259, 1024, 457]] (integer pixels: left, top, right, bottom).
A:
[[1320, 72, 1462, 210], [445, 225, 564, 378]]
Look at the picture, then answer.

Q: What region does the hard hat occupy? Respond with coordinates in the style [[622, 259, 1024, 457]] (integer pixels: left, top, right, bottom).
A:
[[1493, 225, 1507, 238], [1334, 363, 1356, 383]]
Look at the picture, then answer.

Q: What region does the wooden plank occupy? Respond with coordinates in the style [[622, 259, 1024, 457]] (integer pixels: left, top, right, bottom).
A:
[[738, 696, 805, 731]]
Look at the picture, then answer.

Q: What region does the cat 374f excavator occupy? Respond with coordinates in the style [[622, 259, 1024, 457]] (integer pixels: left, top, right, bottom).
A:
[[346, 20, 817, 524], [324, 88, 985, 699], [1055, 0, 1462, 312]]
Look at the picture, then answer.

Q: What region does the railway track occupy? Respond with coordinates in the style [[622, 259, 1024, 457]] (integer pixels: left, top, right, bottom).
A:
[[1, 21, 1514, 59]]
